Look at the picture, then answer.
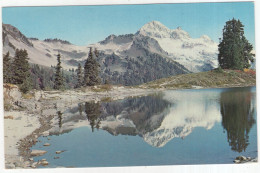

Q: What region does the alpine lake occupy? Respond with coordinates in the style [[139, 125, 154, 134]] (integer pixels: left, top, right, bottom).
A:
[[31, 86, 257, 168]]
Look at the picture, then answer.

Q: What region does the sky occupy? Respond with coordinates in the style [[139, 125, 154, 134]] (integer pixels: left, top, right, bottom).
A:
[[2, 2, 255, 46]]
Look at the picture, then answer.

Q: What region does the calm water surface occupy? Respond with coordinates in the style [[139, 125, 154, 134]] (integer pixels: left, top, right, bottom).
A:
[[31, 87, 257, 167]]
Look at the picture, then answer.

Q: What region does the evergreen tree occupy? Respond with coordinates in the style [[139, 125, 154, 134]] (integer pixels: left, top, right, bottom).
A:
[[12, 49, 30, 84], [218, 18, 254, 70], [76, 63, 83, 88], [83, 47, 101, 86], [54, 53, 64, 90], [12, 49, 31, 93], [3, 52, 12, 83]]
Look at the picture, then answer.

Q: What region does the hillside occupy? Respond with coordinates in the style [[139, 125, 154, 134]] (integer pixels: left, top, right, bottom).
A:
[[140, 69, 256, 89]]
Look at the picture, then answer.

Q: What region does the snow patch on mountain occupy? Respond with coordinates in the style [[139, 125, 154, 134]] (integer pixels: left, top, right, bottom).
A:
[[137, 21, 218, 72]]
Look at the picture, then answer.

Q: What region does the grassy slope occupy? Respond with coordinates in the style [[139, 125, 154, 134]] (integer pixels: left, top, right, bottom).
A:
[[140, 69, 256, 89]]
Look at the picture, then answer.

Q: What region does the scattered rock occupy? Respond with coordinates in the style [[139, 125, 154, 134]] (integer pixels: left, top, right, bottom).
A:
[[43, 143, 51, 146], [31, 150, 47, 156], [24, 161, 30, 167], [252, 158, 258, 162], [31, 162, 38, 168], [236, 156, 247, 161], [234, 155, 257, 164], [4, 115, 14, 120], [56, 150, 65, 154], [234, 160, 240, 163], [41, 161, 49, 166], [42, 131, 49, 137], [41, 159, 47, 161], [29, 158, 34, 161]]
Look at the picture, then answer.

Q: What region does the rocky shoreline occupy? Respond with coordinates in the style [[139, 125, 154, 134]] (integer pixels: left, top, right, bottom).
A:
[[4, 85, 155, 169]]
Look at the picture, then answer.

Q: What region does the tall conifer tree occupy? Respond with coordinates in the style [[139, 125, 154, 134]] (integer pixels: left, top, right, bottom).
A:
[[12, 49, 30, 84], [84, 47, 101, 86], [76, 63, 83, 88], [12, 49, 31, 93], [3, 51, 12, 83], [218, 18, 254, 70], [54, 53, 63, 90]]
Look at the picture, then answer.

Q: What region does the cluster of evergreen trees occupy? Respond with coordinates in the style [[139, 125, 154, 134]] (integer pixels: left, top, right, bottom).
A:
[[30, 64, 77, 90], [3, 47, 101, 92], [53, 47, 101, 90], [3, 49, 31, 93], [218, 18, 254, 70], [75, 47, 101, 88]]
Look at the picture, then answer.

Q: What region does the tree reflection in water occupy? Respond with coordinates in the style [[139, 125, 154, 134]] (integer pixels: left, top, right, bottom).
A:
[[220, 88, 255, 153], [78, 103, 83, 116], [82, 93, 171, 134], [85, 101, 101, 132], [57, 111, 63, 128]]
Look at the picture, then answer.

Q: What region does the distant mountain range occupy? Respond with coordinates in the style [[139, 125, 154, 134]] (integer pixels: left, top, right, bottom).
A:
[[2, 21, 219, 85]]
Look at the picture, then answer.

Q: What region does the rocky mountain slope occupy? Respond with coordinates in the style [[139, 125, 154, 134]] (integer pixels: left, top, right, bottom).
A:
[[3, 21, 219, 85]]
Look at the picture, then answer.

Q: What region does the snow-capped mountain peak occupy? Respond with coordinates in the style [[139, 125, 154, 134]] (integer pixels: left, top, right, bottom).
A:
[[138, 21, 172, 38], [138, 21, 190, 40]]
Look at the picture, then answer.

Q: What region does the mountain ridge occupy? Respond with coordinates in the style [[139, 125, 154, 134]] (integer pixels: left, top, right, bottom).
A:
[[3, 21, 219, 85]]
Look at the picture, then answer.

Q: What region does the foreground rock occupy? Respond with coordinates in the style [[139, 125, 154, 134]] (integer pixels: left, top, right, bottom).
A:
[[30, 150, 47, 156], [233, 156, 258, 164]]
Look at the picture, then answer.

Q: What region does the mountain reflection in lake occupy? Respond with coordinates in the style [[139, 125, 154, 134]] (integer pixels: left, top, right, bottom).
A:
[[32, 87, 257, 167]]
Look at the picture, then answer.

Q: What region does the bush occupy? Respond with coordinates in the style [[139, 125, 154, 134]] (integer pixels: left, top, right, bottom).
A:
[[215, 66, 224, 73]]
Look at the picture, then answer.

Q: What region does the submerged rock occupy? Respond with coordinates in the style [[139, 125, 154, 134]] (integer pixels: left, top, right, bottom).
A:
[[30, 150, 47, 156], [55, 150, 65, 154], [43, 143, 50, 146]]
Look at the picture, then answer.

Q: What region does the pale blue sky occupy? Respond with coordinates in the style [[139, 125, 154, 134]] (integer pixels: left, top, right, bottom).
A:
[[2, 2, 255, 46]]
